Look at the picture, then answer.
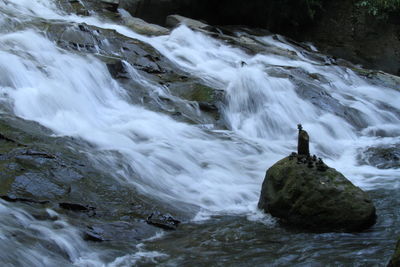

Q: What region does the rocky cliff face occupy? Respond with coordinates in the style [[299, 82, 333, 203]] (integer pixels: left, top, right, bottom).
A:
[[120, 0, 400, 75], [298, 0, 400, 76]]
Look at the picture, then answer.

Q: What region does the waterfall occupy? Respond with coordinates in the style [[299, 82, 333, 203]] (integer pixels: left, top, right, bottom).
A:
[[0, 0, 399, 265]]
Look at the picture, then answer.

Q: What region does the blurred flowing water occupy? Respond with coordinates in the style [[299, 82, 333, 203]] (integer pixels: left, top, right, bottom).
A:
[[0, 0, 399, 265]]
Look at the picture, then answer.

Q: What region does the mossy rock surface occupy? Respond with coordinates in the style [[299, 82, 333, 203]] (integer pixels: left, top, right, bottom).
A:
[[258, 156, 376, 232]]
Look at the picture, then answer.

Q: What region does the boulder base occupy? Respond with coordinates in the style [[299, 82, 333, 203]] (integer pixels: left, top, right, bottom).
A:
[[258, 156, 376, 232]]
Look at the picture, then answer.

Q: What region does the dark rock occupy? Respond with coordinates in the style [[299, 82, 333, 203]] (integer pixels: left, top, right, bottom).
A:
[[22, 149, 56, 159], [84, 221, 157, 242], [258, 156, 376, 232], [0, 195, 49, 205], [100, 0, 119, 12], [84, 230, 104, 242], [0, 122, 167, 221], [0, 133, 18, 143], [146, 212, 180, 230], [298, 0, 400, 76], [297, 124, 309, 156], [59, 202, 95, 212], [289, 152, 297, 160], [106, 60, 129, 79], [119, 0, 208, 26], [307, 160, 314, 168], [316, 158, 328, 172], [8, 173, 68, 200]]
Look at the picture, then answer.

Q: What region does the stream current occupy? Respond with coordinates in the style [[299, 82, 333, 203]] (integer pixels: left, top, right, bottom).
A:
[[0, 0, 399, 265]]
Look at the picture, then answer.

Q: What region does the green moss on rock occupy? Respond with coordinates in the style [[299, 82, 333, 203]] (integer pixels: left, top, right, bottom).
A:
[[258, 156, 376, 232], [169, 82, 215, 103]]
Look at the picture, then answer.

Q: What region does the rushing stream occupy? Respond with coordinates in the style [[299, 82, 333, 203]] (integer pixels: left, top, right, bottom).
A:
[[0, 0, 399, 266]]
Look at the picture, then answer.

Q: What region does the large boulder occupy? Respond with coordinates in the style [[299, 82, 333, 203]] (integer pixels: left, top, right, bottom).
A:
[[258, 156, 376, 232]]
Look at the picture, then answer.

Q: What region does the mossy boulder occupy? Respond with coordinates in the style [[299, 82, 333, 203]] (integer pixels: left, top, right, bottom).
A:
[[258, 156, 376, 232]]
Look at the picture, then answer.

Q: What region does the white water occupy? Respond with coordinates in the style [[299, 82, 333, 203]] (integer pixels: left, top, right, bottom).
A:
[[0, 199, 168, 266], [0, 200, 99, 265], [0, 0, 400, 264]]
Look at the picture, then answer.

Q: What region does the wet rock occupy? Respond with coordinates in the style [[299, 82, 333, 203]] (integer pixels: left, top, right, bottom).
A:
[[358, 144, 400, 169], [125, 17, 170, 36], [56, 0, 90, 16], [0, 133, 18, 143], [166, 14, 212, 31], [165, 80, 224, 123], [45, 22, 171, 75], [106, 59, 129, 79], [167, 82, 223, 111], [59, 202, 95, 212], [0, 116, 190, 245], [258, 156, 376, 232], [7, 173, 68, 200], [120, 10, 170, 36], [146, 212, 180, 230], [21, 149, 56, 159], [351, 68, 400, 92], [84, 221, 157, 242], [100, 0, 119, 12], [0, 195, 49, 205], [51, 23, 99, 53], [0, 123, 139, 220]]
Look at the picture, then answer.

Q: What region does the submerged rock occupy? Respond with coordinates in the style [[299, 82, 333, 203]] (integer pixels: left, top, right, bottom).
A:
[[84, 221, 156, 242], [146, 212, 181, 230], [258, 156, 376, 232]]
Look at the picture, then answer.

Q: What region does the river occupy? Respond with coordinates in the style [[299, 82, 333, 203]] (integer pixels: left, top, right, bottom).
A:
[[0, 0, 399, 265]]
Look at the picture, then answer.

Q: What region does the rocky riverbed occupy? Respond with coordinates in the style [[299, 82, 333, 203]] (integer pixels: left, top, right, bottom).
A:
[[0, 0, 399, 265]]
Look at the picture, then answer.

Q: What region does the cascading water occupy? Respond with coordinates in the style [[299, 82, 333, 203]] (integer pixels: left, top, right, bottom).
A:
[[0, 0, 399, 265]]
